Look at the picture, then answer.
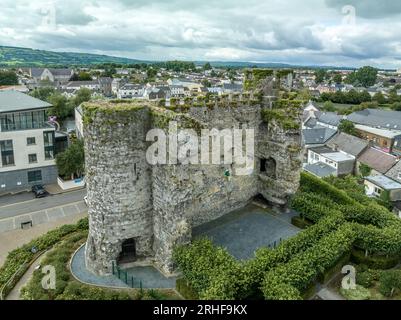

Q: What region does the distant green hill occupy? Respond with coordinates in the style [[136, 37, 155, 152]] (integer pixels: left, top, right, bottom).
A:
[[0, 46, 142, 67]]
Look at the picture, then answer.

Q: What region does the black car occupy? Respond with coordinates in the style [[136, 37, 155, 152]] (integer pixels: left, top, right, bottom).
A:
[[31, 185, 49, 198]]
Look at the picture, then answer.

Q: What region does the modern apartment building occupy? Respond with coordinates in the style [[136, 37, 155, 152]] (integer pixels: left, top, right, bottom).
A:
[[0, 91, 58, 193]]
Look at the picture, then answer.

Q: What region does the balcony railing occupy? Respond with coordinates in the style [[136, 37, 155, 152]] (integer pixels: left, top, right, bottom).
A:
[[0, 121, 54, 132]]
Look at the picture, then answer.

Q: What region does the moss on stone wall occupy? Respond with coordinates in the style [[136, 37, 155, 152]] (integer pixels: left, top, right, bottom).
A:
[[150, 106, 204, 133], [261, 99, 304, 131], [82, 101, 148, 126]]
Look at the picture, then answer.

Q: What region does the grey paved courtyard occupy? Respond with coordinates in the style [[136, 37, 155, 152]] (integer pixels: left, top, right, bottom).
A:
[[70, 203, 300, 288], [193, 203, 300, 260]]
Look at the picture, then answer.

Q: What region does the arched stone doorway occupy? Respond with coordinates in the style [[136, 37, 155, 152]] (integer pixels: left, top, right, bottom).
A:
[[119, 238, 137, 263]]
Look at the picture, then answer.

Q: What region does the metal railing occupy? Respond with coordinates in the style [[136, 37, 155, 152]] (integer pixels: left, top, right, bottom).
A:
[[111, 261, 142, 289]]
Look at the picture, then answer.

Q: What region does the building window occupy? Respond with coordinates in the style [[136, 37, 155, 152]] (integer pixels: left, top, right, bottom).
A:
[[374, 187, 382, 195], [28, 154, 38, 164], [43, 131, 55, 160], [0, 140, 15, 166], [27, 137, 36, 145], [28, 170, 42, 183]]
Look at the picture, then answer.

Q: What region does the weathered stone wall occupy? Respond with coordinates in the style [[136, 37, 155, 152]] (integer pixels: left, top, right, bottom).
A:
[[83, 99, 303, 275], [84, 104, 153, 275]]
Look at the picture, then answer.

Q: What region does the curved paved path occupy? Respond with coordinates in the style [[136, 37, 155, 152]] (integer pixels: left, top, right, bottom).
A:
[[71, 245, 177, 289]]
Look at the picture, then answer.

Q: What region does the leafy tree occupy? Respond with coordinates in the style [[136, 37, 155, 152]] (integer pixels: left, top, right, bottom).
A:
[[333, 73, 343, 84], [338, 120, 358, 136], [30, 87, 55, 101], [47, 93, 71, 120], [323, 101, 335, 112], [314, 69, 327, 84], [297, 88, 312, 101], [73, 88, 92, 107], [372, 92, 387, 104], [357, 66, 378, 88], [347, 66, 378, 87], [201, 79, 211, 88], [0, 70, 18, 85], [203, 62, 212, 70], [55, 140, 85, 180], [392, 102, 401, 111], [77, 72, 92, 81]]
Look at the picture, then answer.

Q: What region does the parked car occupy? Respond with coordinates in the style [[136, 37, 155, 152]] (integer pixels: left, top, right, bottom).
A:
[[84, 196, 88, 206], [31, 185, 49, 198]]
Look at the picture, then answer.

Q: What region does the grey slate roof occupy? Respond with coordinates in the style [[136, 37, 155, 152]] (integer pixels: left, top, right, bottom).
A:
[[347, 109, 401, 130], [317, 112, 343, 127], [385, 161, 401, 184], [358, 147, 399, 174], [0, 90, 52, 113], [326, 132, 369, 157], [304, 162, 337, 178], [302, 128, 337, 145], [304, 117, 318, 128]]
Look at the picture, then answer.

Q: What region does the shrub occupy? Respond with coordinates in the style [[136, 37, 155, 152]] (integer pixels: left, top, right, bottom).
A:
[[356, 270, 377, 288], [340, 285, 371, 300], [379, 270, 401, 297]]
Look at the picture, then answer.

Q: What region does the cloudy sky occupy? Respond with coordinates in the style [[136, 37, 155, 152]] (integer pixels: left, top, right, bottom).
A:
[[1, 0, 401, 68]]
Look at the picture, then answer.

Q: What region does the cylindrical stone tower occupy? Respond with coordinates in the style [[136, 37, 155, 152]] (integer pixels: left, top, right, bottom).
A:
[[83, 102, 153, 275]]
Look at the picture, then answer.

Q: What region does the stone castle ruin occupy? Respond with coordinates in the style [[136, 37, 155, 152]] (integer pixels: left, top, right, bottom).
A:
[[83, 70, 303, 275]]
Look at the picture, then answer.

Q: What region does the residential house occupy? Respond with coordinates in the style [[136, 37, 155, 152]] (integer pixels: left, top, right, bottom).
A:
[[357, 147, 399, 176], [30, 68, 73, 84], [302, 127, 337, 158], [304, 146, 355, 178], [63, 81, 101, 92], [111, 78, 129, 95], [170, 85, 185, 97], [117, 84, 145, 99], [385, 160, 401, 184], [347, 109, 401, 131], [147, 88, 167, 100], [98, 77, 113, 97], [355, 124, 401, 153], [326, 132, 369, 158], [364, 174, 401, 202], [222, 83, 243, 94], [0, 91, 58, 193], [315, 112, 343, 130]]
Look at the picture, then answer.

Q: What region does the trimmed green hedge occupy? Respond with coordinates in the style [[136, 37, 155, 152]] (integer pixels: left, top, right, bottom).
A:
[[291, 216, 313, 229], [173, 172, 401, 300], [262, 223, 355, 299], [351, 248, 400, 270]]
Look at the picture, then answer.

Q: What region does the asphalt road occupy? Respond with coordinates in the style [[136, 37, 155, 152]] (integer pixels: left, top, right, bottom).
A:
[[0, 189, 87, 220]]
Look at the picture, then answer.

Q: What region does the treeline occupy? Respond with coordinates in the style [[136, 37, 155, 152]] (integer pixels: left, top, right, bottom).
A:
[[319, 89, 372, 104], [0, 70, 18, 85]]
